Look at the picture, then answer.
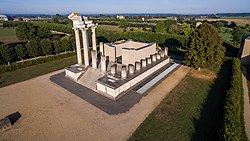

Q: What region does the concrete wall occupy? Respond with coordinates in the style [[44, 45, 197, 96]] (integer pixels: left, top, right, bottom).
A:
[[122, 43, 156, 65], [65, 70, 83, 81], [97, 58, 170, 99], [104, 44, 116, 62], [241, 37, 250, 65]]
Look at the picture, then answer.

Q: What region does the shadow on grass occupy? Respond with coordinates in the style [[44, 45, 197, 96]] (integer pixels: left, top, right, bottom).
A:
[[189, 61, 232, 141]]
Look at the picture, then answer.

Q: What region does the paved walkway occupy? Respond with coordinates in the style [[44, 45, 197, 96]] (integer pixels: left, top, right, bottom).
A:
[[0, 66, 190, 141], [242, 66, 250, 140]]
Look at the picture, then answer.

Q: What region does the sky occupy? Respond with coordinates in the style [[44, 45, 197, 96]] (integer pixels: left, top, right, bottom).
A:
[[0, 0, 249, 15]]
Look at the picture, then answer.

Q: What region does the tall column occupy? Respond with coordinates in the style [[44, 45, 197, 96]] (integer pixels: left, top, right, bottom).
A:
[[91, 51, 97, 69], [91, 26, 97, 51], [80, 28, 90, 67], [101, 55, 106, 72], [73, 28, 82, 65], [99, 42, 104, 55]]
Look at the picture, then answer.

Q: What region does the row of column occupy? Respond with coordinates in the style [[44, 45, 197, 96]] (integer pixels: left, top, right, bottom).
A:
[[73, 26, 97, 67], [109, 47, 168, 79]]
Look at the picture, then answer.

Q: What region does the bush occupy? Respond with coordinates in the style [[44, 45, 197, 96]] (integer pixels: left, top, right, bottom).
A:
[[0, 52, 76, 74], [221, 58, 247, 141]]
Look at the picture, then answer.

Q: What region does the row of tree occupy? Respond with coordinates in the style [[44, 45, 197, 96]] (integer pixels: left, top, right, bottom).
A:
[[0, 38, 75, 65]]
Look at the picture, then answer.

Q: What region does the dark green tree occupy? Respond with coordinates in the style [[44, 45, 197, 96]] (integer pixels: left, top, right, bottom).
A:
[[184, 23, 225, 70], [0, 45, 15, 65], [61, 39, 71, 53], [26, 40, 42, 57], [53, 40, 61, 54], [15, 44, 27, 61], [40, 39, 53, 56], [232, 27, 249, 44]]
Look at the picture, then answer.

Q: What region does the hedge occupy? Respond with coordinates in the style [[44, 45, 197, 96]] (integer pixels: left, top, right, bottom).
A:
[[221, 58, 247, 141], [0, 52, 76, 74]]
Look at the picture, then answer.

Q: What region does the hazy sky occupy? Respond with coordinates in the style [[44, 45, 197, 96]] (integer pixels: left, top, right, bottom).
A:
[[0, 0, 249, 14]]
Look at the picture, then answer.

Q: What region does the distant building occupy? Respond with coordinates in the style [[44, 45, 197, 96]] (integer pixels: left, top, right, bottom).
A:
[[116, 15, 125, 20], [141, 17, 145, 21], [0, 14, 8, 21], [239, 35, 250, 65]]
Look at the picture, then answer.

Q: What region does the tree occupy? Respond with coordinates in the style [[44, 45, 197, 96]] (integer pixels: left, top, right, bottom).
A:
[[40, 39, 53, 56], [26, 40, 42, 57], [37, 26, 50, 39], [118, 20, 129, 28], [0, 45, 15, 65], [15, 44, 27, 60], [61, 39, 71, 53], [232, 27, 249, 44], [155, 21, 166, 33], [53, 40, 61, 54], [52, 18, 59, 23], [181, 23, 194, 38], [214, 21, 224, 30], [184, 23, 225, 70]]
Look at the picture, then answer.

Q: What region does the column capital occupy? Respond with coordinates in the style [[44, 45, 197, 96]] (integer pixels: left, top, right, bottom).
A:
[[80, 27, 88, 32], [72, 27, 79, 30]]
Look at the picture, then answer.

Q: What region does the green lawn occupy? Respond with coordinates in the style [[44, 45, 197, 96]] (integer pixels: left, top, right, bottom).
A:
[[0, 56, 76, 88], [129, 62, 231, 141], [0, 28, 21, 44], [220, 27, 233, 43]]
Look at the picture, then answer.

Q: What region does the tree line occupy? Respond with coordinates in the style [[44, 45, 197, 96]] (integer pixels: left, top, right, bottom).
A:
[[0, 22, 76, 65]]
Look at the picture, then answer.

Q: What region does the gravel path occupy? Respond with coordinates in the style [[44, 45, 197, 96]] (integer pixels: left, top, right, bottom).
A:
[[0, 66, 190, 141], [242, 67, 250, 140]]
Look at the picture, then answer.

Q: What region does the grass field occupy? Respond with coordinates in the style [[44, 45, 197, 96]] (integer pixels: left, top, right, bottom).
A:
[[220, 27, 233, 43], [197, 18, 250, 26], [97, 25, 143, 32], [129, 62, 231, 141], [0, 56, 76, 88], [0, 28, 21, 44]]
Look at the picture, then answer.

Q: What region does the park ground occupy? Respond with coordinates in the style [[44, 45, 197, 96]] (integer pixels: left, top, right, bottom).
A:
[[0, 28, 21, 44], [0, 65, 190, 141], [129, 61, 232, 141]]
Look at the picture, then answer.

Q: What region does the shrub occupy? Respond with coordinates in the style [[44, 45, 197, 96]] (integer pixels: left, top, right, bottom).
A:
[[221, 58, 247, 141], [0, 52, 76, 74]]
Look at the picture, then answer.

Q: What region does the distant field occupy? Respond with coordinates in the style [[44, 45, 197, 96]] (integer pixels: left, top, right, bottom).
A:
[[97, 25, 143, 32], [197, 18, 250, 26], [98, 25, 124, 32], [0, 28, 21, 44]]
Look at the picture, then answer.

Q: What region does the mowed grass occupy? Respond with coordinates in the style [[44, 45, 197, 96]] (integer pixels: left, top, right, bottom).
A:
[[0, 28, 21, 44], [0, 56, 76, 88], [98, 25, 124, 32], [129, 62, 231, 141], [220, 27, 233, 43]]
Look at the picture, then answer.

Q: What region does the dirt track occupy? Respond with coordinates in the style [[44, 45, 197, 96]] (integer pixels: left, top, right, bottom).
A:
[[0, 66, 190, 141]]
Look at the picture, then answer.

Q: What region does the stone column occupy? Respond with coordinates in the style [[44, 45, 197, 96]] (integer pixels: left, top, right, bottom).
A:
[[147, 57, 152, 65], [164, 47, 168, 56], [101, 55, 106, 72], [152, 54, 156, 62], [91, 26, 97, 51], [121, 66, 127, 79], [161, 50, 165, 57], [80, 28, 90, 67], [128, 64, 134, 75], [141, 59, 147, 67], [73, 28, 82, 65], [100, 42, 104, 55], [111, 64, 117, 75], [91, 50, 97, 69], [135, 62, 141, 71], [156, 53, 161, 60]]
